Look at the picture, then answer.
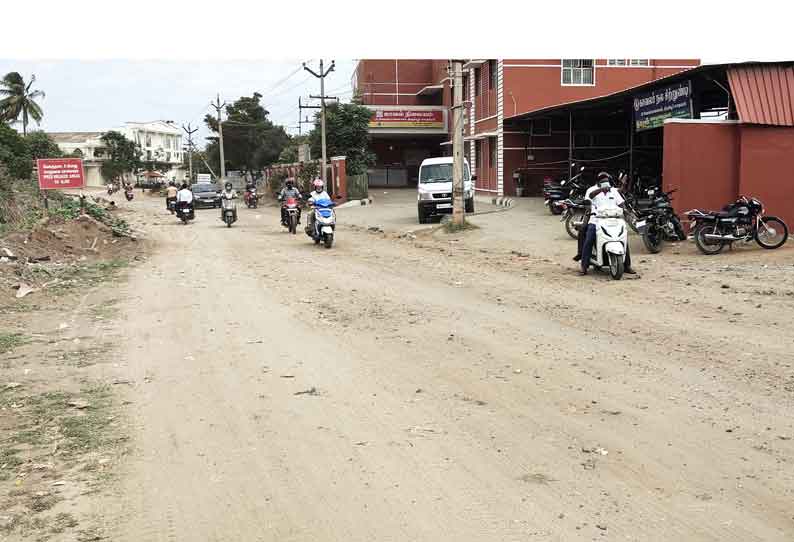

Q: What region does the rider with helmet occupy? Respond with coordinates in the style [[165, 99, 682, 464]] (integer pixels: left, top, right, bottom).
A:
[[306, 178, 331, 233], [278, 178, 303, 226], [219, 181, 237, 222]]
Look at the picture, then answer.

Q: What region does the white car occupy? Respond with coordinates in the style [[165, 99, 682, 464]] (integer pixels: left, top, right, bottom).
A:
[[416, 157, 475, 224]]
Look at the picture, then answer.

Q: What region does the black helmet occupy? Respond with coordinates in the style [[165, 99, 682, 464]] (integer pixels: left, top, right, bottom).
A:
[[169, 180, 175, 187], [225, 181, 233, 190], [597, 171, 612, 182], [286, 178, 294, 188], [180, 182, 188, 190]]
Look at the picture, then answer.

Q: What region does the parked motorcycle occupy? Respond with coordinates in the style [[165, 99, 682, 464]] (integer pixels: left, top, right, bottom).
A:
[[124, 185, 134, 201], [107, 183, 118, 196], [176, 201, 195, 224], [166, 197, 177, 214], [586, 207, 628, 280], [560, 198, 589, 239], [686, 196, 788, 255], [220, 192, 237, 228], [282, 196, 301, 234], [245, 187, 258, 209], [306, 198, 336, 248], [544, 166, 586, 215], [634, 189, 686, 253]]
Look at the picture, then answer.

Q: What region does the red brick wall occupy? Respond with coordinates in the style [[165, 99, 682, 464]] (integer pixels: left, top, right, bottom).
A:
[[355, 60, 435, 106], [662, 122, 740, 221], [502, 59, 699, 119], [737, 126, 794, 228]]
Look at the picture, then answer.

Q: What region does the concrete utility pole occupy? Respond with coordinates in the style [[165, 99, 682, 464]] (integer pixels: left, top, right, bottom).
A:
[[211, 94, 227, 181], [451, 60, 466, 226], [298, 97, 320, 136], [182, 122, 198, 182], [303, 60, 336, 183]]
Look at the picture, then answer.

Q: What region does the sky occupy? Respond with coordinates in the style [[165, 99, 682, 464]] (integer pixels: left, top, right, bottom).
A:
[[0, 59, 358, 146]]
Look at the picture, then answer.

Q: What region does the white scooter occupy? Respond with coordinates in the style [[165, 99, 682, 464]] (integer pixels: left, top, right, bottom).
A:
[[220, 192, 237, 228], [588, 207, 628, 280], [306, 198, 336, 248]]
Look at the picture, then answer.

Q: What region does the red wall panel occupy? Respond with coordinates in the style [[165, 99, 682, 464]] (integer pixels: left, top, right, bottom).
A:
[[738, 126, 794, 228]]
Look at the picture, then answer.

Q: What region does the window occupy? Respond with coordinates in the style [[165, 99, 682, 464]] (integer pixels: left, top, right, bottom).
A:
[[630, 59, 650, 66], [608, 59, 627, 66], [475, 140, 482, 168], [474, 68, 481, 97], [145, 133, 151, 147], [488, 60, 497, 90], [489, 137, 497, 169], [462, 74, 469, 101], [561, 59, 594, 85]]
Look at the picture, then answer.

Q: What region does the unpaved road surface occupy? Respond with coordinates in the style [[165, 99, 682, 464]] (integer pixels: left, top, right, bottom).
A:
[[94, 194, 793, 541]]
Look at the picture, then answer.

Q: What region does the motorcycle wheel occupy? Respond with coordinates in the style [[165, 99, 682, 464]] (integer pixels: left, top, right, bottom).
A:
[[289, 215, 297, 234], [608, 252, 624, 280], [755, 217, 788, 249], [694, 223, 725, 255], [626, 212, 639, 234], [642, 224, 663, 253], [564, 212, 579, 239], [324, 233, 334, 249], [671, 215, 687, 241]]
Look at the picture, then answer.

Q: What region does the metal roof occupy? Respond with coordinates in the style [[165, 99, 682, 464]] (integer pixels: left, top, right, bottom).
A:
[[728, 65, 794, 126]]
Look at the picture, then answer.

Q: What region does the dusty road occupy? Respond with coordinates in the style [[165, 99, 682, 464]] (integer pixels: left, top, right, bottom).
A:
[[93, 194, 793, 541]]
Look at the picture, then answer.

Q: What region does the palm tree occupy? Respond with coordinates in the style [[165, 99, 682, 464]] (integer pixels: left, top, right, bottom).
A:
[[0, 72, 45, 135]]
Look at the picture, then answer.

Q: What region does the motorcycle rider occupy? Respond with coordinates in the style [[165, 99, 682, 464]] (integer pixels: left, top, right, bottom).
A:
[[244, 178, 256, 206], [176, 182, 194, 214], [278, 178, 303, 226], [165, 181, 178, 213], [219, 181, 237, 222], [306, 178, 331, 234], [574, 171, 610, 262], [579, 176, 636, 276]]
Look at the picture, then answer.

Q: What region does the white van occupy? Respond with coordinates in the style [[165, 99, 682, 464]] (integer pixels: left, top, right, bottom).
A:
[[416, 157, 475, 223]]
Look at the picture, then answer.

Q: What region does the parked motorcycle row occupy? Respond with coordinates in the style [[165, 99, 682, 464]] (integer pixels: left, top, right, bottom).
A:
[[543, 166, 789, 279]]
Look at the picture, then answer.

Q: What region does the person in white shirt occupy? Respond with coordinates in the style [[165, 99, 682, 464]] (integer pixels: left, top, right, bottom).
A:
[[306, 178, 331, 234], [176, 183, 194, 216], [579, 176, 636, 276], [574, 172, 610, 262]]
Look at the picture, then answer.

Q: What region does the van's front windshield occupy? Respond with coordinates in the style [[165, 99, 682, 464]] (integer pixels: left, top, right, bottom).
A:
[[420, 163, 470, 183]]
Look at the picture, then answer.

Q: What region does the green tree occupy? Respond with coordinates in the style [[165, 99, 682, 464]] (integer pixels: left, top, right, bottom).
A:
[[309, 101, 375, 175], [278, 134, 310, 164], [99, 131, 142, 183], [0, 73, 45, 136], [25, 130, 62, 160], [204, 92, 290, 178], [0, 123, 33, 179]]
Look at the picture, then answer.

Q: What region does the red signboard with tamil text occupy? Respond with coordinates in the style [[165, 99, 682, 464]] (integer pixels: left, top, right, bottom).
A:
[[369, 109, 444, 129], [36, 158, 85, 190]]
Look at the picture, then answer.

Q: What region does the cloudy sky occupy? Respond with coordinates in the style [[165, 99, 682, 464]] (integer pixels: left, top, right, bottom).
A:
[[0, 59, 357, 145]]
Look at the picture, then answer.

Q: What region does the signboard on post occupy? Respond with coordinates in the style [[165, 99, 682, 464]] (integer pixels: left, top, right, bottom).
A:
[[633, 80, 692, 132], [369, 109, 445, 129], [36, 158, 85, 190], [196, 173, 212, 183]]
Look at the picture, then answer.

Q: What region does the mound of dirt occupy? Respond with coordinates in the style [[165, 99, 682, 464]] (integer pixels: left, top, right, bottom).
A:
[[0, 215, 139, 304]]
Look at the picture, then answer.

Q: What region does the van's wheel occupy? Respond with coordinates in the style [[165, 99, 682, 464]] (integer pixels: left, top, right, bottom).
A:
[[608, 253, 624, 280], [418, 209, 429, 224], [465, 198, 474, 213]]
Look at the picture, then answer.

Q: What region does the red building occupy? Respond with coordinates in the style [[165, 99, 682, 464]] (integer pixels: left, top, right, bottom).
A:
[[354, 59, 699, 192]]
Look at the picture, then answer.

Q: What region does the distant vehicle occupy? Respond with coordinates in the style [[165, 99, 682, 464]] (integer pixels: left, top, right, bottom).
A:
[[416, 157, 475, 224], [191, 183, 221, 208]]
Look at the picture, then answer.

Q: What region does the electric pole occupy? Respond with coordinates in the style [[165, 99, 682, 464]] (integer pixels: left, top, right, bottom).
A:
[[298, 97, 320, 136], [451, 60, 465, 226], [211, 94, 227, 181], [303, 60, 335, 183], [182, 122, 198, 183]]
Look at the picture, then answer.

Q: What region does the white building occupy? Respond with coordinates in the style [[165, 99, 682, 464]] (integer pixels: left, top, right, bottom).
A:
[[48, 120, 185, 188]]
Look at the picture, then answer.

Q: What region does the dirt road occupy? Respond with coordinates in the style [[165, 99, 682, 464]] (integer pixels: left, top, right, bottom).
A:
[[95, 195, 794, 541]]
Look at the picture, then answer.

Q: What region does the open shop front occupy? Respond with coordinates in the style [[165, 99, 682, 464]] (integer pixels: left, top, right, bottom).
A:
[[500, 62, 794, 229]]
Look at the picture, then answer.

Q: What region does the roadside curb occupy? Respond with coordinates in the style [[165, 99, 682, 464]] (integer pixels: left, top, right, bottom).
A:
[[473, 195, 515, 215], [337, 198, 374, 209]]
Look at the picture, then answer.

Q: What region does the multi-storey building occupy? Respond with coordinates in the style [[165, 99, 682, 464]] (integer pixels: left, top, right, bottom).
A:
[[354, 59, 699, 194], [49, 120, 184, 187]]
